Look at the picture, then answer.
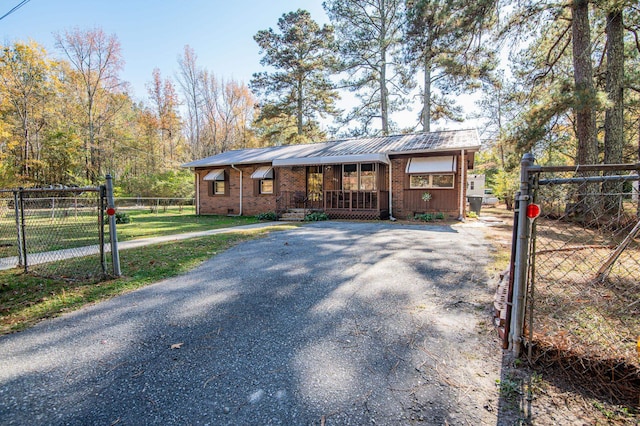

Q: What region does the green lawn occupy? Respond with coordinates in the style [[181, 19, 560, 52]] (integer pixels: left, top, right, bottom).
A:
[[114, 207, 259, 240], [0, 225, 297, 335], [0, 206, 260, 258]]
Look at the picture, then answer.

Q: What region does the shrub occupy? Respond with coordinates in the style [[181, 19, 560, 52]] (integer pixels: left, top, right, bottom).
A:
[[415, 213, 434, 222], [435, 212, 445, 220], [467, 211, 478, 219], [305, 212, 329, 221], [115, 211, 131, 224], [256, 211, 277, 221]]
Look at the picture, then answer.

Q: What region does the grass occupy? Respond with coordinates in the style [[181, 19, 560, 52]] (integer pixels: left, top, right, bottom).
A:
[[496, 374, 523, 409], [0, 225, 297, 335], [114, 207, 259, 240], [0, 206, 260, 257]]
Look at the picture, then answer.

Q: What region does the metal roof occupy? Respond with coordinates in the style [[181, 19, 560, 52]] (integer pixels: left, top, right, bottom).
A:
[[182, 129, 480, 168]]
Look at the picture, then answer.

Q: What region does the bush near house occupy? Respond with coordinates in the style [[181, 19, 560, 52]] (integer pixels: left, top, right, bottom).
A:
[[414, 212, 445, 222], [256, 211, 277, 221], [305, 212, 328, 221]]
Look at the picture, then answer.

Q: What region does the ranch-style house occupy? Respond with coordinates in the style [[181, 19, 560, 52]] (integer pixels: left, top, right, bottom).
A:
[[182, 129, 481, 220]]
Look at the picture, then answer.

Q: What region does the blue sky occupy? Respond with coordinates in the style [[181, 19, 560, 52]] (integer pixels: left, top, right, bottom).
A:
[[1, 0, 329, 101], [2, 0, 483, 133]]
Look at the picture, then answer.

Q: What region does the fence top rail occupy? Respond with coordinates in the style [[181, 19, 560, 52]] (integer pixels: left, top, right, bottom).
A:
[[0, 187, 101, 194], [538, 174, 640, 185], [114, 197, 194, 200], [530, 162, 640, 173]]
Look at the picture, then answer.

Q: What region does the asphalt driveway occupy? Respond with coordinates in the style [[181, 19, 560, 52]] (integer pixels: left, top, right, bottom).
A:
[[0, 221, 501, 425]]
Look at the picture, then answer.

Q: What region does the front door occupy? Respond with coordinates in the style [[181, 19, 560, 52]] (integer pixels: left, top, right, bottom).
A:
[[306, 166, 323, 209]]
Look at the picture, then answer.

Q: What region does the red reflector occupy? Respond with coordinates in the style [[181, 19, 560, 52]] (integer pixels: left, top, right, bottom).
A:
[[526, 203, 540, 219], [106, 208, 116, 216]]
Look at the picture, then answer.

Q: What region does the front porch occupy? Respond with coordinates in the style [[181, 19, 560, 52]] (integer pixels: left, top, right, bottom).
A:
[[277, 190, 390, 220]]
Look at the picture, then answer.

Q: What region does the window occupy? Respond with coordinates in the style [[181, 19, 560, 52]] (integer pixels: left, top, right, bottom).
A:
[[204, 169, 226, 196], [213, 180, 225, 195], [260, 179, 273, 194], [410, 174, 455, 189], [342, 163, 377, 191], [359, 163, 376, 190], [251, 166, 274, 195], [342, 164, 358, 190], [307, 166, 323, 201]]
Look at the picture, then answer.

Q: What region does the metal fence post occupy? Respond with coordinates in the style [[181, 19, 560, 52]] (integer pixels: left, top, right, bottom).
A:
[[105, 175, 121, 276], [510, 153, 535, 356], [13, 190, 24, 268], [99, 186, 106, 275]]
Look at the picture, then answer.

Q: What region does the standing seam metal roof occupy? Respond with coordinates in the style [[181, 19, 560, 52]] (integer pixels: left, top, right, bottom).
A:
[[181, 129, 480, 168]]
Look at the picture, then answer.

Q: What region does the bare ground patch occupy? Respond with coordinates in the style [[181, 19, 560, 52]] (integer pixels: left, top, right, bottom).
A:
[[478, 205, 638, 425]]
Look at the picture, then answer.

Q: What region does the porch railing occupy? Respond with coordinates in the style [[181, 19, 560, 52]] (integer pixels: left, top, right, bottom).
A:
[[325, 190, 388, 211], [276, 191, 308, 217], [278, 190, 390, 212]]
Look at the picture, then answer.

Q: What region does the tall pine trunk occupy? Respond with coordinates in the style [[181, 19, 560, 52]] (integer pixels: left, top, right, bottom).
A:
[[571, 0, 599, 218], [297, 76, 304, 136], [603, 8, 625, 212], [421, 57, 431, 133], [572, 0, 598, 166]]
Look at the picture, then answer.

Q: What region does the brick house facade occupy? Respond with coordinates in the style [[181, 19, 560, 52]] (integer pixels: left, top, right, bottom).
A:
[[185, 131, 480, 220]]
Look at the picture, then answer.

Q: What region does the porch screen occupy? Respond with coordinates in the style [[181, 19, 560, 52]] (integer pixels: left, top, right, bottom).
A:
[[342, 163, 377, 191]]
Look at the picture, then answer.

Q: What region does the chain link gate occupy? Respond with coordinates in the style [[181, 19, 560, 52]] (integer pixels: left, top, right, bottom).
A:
[[0, 177, 121, 280], [505, 154, 640, 404]]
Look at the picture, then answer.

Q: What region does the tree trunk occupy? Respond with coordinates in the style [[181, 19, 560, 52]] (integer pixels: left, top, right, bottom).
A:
[[380, 8, 389, 136], [603, 8, 625, 211], [571, 0, 599, 218], [422, 57, 431, 133], [380, 57, 389, 136], [571, 0, 598, 167], [22, 109, 29, 180], [604, 10, 624, 164], [297, 77, 304, 136]]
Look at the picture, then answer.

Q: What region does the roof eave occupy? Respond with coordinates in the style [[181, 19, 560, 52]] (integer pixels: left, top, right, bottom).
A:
[[386, 145, 481, 156], [273, 153, 389, 167]]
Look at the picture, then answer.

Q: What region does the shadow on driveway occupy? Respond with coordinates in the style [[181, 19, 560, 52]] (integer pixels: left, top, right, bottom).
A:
[[0, 222, 503, 425]]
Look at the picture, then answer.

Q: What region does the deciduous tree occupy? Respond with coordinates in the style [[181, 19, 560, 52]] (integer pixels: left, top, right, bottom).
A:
[[0, 41, 52, 181], [176, 45, 203, 157], [55, 27, 125, 183], [147, 68, 182, 165]]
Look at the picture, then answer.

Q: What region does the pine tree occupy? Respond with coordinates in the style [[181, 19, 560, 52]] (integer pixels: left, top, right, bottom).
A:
[[405, 0, 497, 132], [324, 0, 409, 136], [251, 9, 339, 144]]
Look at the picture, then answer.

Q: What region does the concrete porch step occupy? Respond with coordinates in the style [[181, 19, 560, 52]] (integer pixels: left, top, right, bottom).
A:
[[279, 211, 306, 221]]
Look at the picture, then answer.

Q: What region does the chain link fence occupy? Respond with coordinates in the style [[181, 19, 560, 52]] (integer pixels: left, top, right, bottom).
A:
[[523, 165, 639, 403], [115, 197, 194, 214], [0, 195, 18, 265], [0, 187, 112, 281]]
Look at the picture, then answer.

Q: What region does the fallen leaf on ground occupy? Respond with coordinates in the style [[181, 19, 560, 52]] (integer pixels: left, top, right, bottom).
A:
[[170, 342, 184, 349]]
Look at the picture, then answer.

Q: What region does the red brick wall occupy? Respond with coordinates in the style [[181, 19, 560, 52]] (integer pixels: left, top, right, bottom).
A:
[[389, 153, 469, 219], [196, 164, 277, 216], [278, 166, 306, 193], [194, 152, 473, 219], [390, 157, 408, 218]]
